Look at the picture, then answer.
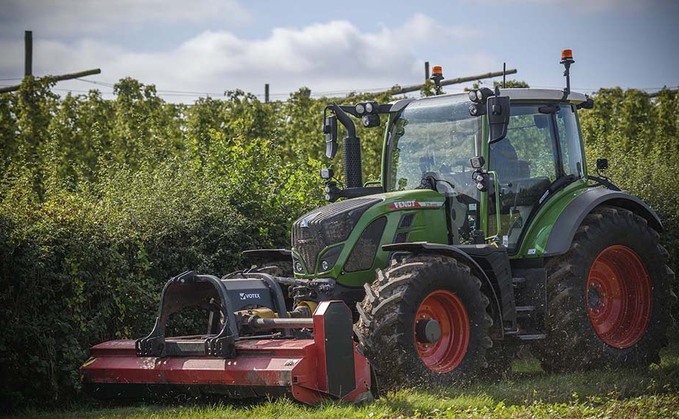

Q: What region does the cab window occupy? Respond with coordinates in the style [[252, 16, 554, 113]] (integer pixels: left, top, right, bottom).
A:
[[556, 105, 584, 178]]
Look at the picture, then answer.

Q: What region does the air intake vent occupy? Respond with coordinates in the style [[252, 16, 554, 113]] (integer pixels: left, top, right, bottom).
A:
[[393, 232, 408, 243], [398, 213, 415, 228], [344, 217, 387, 272]]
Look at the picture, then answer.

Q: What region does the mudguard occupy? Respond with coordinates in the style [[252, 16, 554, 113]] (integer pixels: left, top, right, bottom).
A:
[[544, 187, 663, 256]]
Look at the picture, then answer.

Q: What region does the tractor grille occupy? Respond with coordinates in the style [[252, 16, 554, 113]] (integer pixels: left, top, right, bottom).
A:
[[292, 198, 380, 272]]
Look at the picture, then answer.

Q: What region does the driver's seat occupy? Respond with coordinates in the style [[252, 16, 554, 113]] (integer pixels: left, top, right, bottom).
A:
[[489, 139, 529, 181]]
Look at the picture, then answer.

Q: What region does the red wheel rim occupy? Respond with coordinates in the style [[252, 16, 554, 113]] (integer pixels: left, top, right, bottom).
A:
[[414, 290, 469, 373], [586, 245, 652, 349]]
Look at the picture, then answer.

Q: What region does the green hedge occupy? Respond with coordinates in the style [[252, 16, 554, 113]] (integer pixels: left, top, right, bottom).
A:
[[0, 166, 266, 410]]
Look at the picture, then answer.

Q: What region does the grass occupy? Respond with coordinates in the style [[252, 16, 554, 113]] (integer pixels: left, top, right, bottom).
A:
[[12, 344, 679, 418]]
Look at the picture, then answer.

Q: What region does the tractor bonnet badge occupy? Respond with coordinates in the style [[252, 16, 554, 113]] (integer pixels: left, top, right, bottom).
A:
[[387, 201, 443, 210]]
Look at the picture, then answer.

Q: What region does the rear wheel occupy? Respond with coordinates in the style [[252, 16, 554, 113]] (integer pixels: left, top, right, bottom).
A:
[[355, 255, 492, 390], [533, 206, 676, 372]]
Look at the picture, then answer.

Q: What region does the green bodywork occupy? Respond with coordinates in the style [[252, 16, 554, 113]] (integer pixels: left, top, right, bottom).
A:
[[293, 189, 448, 287], [513, 179, 589, 257], [292, 91, 594, 289]]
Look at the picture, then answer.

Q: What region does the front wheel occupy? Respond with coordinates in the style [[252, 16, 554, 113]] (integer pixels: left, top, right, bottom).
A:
[[354, 255, 492, 390], [532, 206, 676, 372]]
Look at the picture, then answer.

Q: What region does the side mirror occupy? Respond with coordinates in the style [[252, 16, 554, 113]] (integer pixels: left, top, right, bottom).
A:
[[323, 115, 338, 159], [577, 97, 594, 110], [487, 95, 510, 144]]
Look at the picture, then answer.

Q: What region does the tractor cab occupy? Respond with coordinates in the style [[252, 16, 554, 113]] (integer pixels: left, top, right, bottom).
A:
[[323, 85, 593, 257], [382, 88, 590, 252]]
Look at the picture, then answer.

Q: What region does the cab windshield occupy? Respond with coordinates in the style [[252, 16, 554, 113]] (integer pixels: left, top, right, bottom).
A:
[[386, 95, 481, 199]]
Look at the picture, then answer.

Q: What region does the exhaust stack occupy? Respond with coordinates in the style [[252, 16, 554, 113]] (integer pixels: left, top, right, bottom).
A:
[[343, 136, 362, 188], [326, 104, 363, 189]]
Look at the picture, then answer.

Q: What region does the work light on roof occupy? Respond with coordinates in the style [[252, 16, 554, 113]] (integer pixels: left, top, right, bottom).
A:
[[468, 87, 494, 104]]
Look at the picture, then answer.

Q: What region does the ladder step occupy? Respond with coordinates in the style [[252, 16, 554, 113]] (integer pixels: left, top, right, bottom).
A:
[[516, 305, 536, 313], [518, 333, 547, 341], [512, 277, 526, 285]]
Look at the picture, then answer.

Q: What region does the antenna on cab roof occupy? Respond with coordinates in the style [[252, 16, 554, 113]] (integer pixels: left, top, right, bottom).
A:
[[560, 49, 575, 99]]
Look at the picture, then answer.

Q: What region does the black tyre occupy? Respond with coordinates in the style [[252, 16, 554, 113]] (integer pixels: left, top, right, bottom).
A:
[[532, 206, 676, 372], [354, 254, 493, 389]]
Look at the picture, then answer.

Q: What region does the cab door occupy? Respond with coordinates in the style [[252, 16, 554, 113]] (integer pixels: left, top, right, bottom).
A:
[[486, 103, 584, 251]]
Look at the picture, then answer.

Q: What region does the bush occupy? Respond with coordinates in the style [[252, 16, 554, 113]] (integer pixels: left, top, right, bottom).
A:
[[0, 164, 266, 411]]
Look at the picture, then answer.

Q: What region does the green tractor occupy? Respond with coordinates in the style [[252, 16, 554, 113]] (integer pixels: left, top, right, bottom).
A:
[[286, 50, 675, 387], [82, 50, 675, 402]]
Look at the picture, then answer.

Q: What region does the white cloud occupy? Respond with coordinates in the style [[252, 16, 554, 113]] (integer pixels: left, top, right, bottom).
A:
[[173, 14, 486, 93], [0, 14, 494, 101]]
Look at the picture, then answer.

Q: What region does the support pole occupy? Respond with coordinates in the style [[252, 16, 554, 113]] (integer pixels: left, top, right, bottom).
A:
[[24, 30, 32, 77], [386, 68, 518, 95]]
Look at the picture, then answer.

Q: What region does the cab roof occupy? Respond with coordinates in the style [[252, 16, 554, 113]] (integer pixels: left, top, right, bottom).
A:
[[391, 88, 589, 112], [500, 88, 588, 104]]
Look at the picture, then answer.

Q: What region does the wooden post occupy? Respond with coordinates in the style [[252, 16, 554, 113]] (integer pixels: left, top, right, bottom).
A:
[[384, 69, 518, 95], [24, 30, 32, 77], [0, 68, 101, 94]]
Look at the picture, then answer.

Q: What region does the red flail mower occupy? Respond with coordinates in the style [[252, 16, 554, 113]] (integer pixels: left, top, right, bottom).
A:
[[80, 272, 374, 405]]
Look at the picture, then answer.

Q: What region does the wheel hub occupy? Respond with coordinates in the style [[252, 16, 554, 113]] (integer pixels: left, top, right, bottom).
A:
[[587, 286, 602, 312], [415, 318, 442, 344]]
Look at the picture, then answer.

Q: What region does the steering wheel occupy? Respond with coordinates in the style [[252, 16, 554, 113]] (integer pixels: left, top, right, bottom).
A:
[[418, 172, 456, 194]]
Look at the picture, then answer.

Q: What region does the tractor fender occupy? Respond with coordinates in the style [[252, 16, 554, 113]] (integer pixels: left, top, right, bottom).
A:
[[544, 187, 663, 256], [382, 242, 504, 334]]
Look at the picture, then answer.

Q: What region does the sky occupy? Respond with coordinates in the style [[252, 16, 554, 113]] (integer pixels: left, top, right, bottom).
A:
[[1, 0, 678, 103]]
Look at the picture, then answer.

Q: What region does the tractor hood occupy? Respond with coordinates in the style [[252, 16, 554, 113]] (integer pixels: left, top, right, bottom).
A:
[[291, 190, 448, 287]]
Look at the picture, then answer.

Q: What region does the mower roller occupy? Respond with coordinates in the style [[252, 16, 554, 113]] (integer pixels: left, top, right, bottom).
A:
[[81, 50, 675, 404]]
